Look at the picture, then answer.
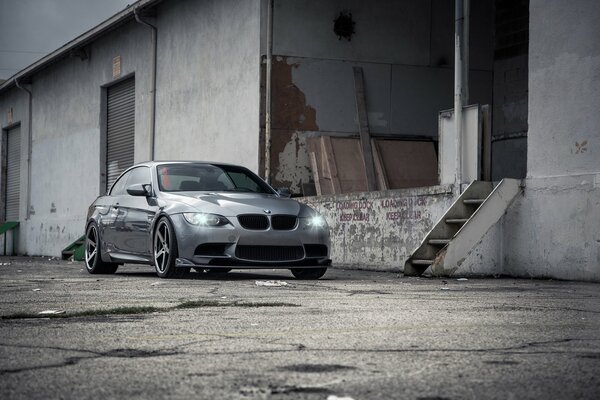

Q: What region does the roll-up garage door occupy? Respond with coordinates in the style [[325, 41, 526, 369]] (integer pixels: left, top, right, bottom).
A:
[[5, 126, 21, 221], [106, 78, 135, 191]]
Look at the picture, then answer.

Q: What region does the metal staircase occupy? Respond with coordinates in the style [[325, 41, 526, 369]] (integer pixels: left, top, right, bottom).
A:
[[405, 179, 521, 276]]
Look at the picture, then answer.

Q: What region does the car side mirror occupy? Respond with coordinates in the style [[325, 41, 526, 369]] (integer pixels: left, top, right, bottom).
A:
[[127, 183, 152, 197], [276, 187, 292, 198]]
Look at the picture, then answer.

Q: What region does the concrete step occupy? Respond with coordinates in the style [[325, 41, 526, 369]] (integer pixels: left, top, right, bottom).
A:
[[428, 239, 451, 246], [463, 198, 485, 205], [412, 259, 434, 266], [446, 218, 468, 224]]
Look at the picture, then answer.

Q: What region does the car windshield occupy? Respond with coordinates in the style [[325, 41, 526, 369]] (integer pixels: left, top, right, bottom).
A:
[[156, 163, 275, 194]]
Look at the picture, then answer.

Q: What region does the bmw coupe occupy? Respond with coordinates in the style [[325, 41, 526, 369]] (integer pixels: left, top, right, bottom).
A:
[[84, 161, 331, 279]]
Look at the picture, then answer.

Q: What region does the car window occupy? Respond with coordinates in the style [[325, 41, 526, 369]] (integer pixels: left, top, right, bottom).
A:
[[126, 167, 151, 187], [157, 164, 274, 194], [109, 170, 131, 196]]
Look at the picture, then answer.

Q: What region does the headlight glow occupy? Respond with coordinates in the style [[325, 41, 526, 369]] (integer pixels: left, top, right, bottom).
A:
[[183, 212, 229, 226], [308, 215, 327, 228]]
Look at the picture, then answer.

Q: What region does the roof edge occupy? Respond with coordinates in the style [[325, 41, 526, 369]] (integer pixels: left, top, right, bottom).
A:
[[0, 0, 162, 94]]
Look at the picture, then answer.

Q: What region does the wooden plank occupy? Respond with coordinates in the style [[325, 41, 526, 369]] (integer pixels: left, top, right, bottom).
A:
[[371, 139, 389, 191], [309, 152, 322, 196], [376, 140, 438, 189], [321, 136, 342, 194], [352, 66, 377, 191]]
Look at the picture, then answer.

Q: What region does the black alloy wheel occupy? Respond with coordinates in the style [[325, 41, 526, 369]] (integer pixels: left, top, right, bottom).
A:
[[154, 217, 189, 278], [84, 223, 119, 274]]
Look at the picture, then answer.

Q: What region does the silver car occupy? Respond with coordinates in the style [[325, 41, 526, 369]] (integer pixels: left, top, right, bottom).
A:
[[84, 161, 331, 279]]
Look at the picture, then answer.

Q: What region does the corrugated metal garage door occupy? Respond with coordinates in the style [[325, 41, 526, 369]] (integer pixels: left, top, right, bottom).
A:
[[106, 78, 135, 191], [5, 126, 21, 221]]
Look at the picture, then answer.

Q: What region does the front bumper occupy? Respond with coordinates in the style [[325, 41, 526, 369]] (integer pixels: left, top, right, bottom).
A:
[[171, 213, 331, 268]]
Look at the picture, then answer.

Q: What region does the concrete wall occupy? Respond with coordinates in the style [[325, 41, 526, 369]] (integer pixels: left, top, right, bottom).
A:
[[0, 0, 262, 256], [505, 0, 600, 281], [301, 185, 456, 270], [268, 0, 494, 192], [455, 0, 600, 281], [155, 0, 262, 172], [11, 22, 152, 256]]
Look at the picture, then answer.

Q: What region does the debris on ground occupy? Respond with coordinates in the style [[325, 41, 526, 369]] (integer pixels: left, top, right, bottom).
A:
[[150, 281, 162, 286], [255, 280, 289, 287], [38, 310, 65, 315], [457, 278, 469, 281], [440, 287, 450, 290], [32, 288, 41, 292], [327, 395, 355, 400]]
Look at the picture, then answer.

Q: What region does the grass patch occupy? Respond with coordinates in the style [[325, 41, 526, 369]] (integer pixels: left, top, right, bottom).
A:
[[1, 300, 299, 320]]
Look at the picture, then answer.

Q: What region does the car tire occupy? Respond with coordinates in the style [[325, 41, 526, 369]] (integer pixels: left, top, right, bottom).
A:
[[154, 217, 189, 279], [290, 267, 327, 280], [84, 222, 119, 274]]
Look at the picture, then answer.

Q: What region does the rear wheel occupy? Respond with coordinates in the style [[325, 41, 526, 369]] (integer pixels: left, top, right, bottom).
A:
[[84, 223, 119, 274], [290, 267, 327, 280], [154, 217, 189, 279]]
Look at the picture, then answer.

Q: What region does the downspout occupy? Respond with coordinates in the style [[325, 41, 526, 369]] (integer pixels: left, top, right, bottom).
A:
[[454, 0, 464, 184], [15, 78, 32, 220], [463, 0, 470, 107], [134, 8, 157, 161], [264, 0, 273, 183]]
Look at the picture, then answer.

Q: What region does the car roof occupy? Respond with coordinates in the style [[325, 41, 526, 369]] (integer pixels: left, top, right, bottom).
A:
[[132, 160, 244, 168]]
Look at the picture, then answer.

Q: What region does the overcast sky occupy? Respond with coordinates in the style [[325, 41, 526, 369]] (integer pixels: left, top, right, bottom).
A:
[[0, 0, 132, 80]]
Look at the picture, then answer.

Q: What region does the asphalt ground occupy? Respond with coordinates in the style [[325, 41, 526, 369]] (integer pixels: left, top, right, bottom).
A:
[[0, 256, 599, 400]]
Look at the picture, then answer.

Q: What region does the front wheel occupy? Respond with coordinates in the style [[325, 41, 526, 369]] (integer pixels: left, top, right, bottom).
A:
[[290, 267, 327, 280], [154, 217, 189, 279], [84, 223, 119, 274]]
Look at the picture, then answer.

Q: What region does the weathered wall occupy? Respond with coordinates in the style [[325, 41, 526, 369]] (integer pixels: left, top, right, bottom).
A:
[[155, 0, 261, 172], [301, 185, 456, 270], [14, 22, 152, 256], [455, 0, 600, 281], [269, 0, 494, 193], [0, 0, 262, 256]]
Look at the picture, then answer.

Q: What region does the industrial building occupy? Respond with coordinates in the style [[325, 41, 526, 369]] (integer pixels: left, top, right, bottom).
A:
[[0, 0, 598, 281]]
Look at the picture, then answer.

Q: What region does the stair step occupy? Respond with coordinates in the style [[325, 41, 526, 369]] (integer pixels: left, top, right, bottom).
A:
[[429, 239, 451, 245], [412, 259, 434, 266], [446, 218, 468, 224], [463, 198, 485, 205]]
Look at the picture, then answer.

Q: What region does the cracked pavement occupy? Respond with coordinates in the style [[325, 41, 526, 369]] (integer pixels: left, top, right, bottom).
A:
[[1, 256, 599, 399]]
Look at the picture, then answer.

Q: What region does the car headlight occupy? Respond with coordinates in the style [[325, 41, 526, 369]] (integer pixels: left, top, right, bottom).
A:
[[183, 212, 229, 226], [307, 215, 327, 228]]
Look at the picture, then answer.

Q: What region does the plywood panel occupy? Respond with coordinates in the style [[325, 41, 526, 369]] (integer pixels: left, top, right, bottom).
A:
[[375, 140, 438, 189]]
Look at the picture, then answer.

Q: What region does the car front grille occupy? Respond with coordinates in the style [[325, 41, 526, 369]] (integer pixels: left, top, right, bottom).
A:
[[238, 214, 269, 230], [235, 245, 304, 261], [271, 215, 297, 230]]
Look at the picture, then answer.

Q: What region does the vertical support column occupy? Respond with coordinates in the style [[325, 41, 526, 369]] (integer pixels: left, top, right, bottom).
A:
[[454, 0, 465, 184]]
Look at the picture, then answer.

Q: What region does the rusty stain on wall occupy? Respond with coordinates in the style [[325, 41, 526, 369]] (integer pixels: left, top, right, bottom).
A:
[[269, 56, 319, 191]]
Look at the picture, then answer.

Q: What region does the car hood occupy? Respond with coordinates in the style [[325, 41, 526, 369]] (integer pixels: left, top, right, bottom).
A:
[[162, 191, 308, 217]]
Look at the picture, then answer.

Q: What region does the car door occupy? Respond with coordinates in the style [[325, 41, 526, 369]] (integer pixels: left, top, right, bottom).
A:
[[111, 166, 157, 257], [100, 169, 132, 254]]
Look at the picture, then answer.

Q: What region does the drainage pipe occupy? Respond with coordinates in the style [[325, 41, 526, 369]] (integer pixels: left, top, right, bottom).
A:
[[14, 78, 32, 220], [463, 0, 470, 107], [264, 0, 273, 183], [454, 0, 464, 184], [134, 8, 157, 161]]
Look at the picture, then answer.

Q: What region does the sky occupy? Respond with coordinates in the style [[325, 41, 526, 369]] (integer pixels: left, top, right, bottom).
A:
[[0, 0, 132, 80]]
